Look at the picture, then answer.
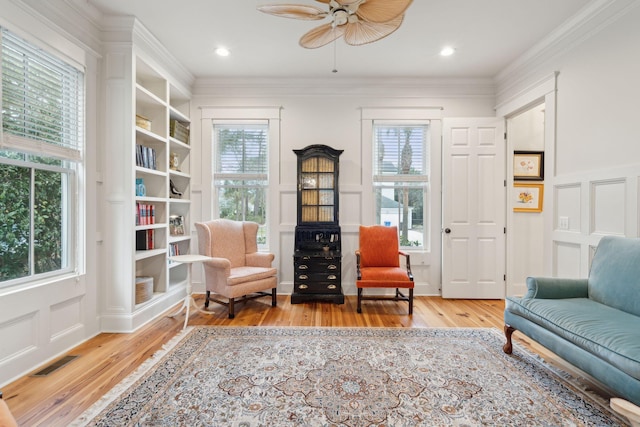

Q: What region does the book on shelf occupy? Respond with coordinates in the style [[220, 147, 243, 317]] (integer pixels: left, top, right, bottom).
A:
[[136, 144, 157, 170], [169, 242, 181, 257], [136, 203, 155, 226], [136, 229, 155, 250]]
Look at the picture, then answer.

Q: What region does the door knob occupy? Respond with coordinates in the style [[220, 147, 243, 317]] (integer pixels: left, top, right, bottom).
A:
[[444, 228, 451, 234]]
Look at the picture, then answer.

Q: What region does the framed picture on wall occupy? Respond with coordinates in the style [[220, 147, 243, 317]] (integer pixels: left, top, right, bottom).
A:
[[513, 151, 544, 180], [513, 183, 544, 212]]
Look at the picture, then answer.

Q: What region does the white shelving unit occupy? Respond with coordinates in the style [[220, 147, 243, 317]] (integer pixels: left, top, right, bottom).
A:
[[102, 42, 192, 332]]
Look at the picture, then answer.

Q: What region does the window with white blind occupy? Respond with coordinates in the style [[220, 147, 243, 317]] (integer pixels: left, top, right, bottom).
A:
[[0, 27, 84, 285], [373, 122, 429, 248], [213, 122, 269, 245]]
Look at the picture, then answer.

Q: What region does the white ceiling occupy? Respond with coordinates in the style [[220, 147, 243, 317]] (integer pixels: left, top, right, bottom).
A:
[[87, 0, 590, 80]]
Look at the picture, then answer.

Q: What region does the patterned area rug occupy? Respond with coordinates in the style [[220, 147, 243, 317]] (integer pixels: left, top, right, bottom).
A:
[[72, 327, 626, 426]]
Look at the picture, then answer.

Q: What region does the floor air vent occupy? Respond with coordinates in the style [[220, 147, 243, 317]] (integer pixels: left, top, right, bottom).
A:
[[31, 355, 79, 377]]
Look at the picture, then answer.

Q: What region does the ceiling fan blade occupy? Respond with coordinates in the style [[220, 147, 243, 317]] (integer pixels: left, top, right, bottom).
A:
[[300, 23, 346, 49], [355, 0, 413, 23], [257, 4, 328, 20], [343, 15, 403, 46]]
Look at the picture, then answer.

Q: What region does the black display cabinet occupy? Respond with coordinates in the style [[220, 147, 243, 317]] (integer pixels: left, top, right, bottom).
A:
[[291, 145, 344, 304]]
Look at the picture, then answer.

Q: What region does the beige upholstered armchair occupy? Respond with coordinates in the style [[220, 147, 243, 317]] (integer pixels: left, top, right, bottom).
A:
[[195, 219, 277, 319]]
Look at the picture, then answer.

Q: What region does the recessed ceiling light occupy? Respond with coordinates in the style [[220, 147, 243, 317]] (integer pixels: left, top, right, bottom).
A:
[[215, 47, 230, 57], [440, 46, 455, 57]]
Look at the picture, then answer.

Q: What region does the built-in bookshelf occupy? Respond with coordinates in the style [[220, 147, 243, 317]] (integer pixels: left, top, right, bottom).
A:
[[134, 56, 192, 308], [102, 43, 192, 332]]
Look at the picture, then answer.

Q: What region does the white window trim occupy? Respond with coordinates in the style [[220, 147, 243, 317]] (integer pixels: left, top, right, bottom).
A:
[[0, 25, 85, 288], [199, 106, 281, 253], [361, 107, 442, 253]]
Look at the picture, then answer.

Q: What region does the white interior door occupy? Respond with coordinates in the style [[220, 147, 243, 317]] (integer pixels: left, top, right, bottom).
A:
[[442, 118, 506, 298]]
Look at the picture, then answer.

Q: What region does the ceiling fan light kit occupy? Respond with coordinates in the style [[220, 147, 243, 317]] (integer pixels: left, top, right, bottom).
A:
[[257, 0, 413, 48]]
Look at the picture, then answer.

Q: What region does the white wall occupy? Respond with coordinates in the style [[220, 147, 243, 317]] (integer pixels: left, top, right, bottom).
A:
[[0, 0, 102, 387], [190, 80, 497, 297], [554, 6, 640, 176], [497, 1, 640, 279]]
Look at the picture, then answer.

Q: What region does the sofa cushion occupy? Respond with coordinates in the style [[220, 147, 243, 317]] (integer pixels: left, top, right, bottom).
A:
[[589, 236, 640, 317], [506, 296, 640, 381]]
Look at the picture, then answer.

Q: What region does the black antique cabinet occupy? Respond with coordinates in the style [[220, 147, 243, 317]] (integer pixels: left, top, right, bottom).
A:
[[291, 145, 344, 304]]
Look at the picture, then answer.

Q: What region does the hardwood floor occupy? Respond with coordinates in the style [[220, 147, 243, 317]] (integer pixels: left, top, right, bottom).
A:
[[0, 295, 599, 426]]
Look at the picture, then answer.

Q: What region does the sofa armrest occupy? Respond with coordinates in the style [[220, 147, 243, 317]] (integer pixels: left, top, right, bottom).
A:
[[246, 252, 274, 268], [525, 276, 589, 299]]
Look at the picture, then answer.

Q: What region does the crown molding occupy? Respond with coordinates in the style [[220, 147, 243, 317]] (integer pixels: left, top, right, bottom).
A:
[[495, 0, 639, 102], [193, 76, 495, 99], [101, 16, 195, 94], [1, 0, 102, 62]]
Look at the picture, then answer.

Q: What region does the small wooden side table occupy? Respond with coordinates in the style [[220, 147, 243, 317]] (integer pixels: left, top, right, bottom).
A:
[[167, 254, 213, 329]]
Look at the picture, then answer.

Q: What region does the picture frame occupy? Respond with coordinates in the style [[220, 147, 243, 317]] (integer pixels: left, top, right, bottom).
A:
[[513, 183, 544, 212], [513, 151, 544, 181], [169, 214, 185, 235]]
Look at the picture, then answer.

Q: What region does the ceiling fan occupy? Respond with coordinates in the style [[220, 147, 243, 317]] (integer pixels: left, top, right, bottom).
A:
[[257, 0, 413, 49]]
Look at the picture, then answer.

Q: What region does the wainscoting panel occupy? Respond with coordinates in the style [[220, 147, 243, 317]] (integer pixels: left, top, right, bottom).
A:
[[0, 311, 38, 364], [339, 189, 362, 227], [590, 178, 626, 236], [279, 190, 296, 226], [553, 241, 581, 278], [278, 231, 295, 293], [50, 296, 83, 342], [551, 165, 640, 278], [555, 184, 581, 232]]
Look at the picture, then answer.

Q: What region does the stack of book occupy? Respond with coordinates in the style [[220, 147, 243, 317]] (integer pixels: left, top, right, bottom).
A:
[[169, 242, 181, 257], [135, 144, 157, 169], [136, 203, 155, 225]]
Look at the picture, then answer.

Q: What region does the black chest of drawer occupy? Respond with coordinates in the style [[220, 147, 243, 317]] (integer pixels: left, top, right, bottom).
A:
[[291, 250, 344, 303]]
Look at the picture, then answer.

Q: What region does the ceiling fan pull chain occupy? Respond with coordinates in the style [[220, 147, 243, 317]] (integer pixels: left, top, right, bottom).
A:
[[332, 39, 338, 73]]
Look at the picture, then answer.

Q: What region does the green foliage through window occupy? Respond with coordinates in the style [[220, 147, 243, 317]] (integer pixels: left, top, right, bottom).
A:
[[0, 27, 82, 285], [213, 124, 269, 245], [373, 124, 429, 248]]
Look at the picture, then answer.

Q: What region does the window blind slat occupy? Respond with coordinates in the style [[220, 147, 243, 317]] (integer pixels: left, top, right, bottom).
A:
[[214, 124, 268, 176], [1, 27, 84, 158], [373, 125, 428, 176]]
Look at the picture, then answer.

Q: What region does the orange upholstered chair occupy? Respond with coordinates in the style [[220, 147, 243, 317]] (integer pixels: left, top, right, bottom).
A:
[[355, 225, 414, 314], [195, 219, 277, 319]]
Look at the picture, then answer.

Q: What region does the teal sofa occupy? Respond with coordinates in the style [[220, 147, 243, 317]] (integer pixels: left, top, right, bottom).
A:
[[503, 235, 640, 406]]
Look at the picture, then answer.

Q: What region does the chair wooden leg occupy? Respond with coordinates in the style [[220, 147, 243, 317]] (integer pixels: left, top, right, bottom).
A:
[[271, 288, 277, 307], [228, 298, 235, 319], [204, 291, 210, 308], [408, 288, 413, 315], [357, 288, 363, 313]]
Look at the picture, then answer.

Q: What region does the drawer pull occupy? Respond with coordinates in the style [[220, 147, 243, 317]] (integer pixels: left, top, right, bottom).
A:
[[327, 275, 337, 280], [302, 256, 311, 260], [299, 284, 308, 290], [298, 274, 308, 280], [327, 264, 337, 270], [327, 284, 337, 290], [298, 265, 308, 270]]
